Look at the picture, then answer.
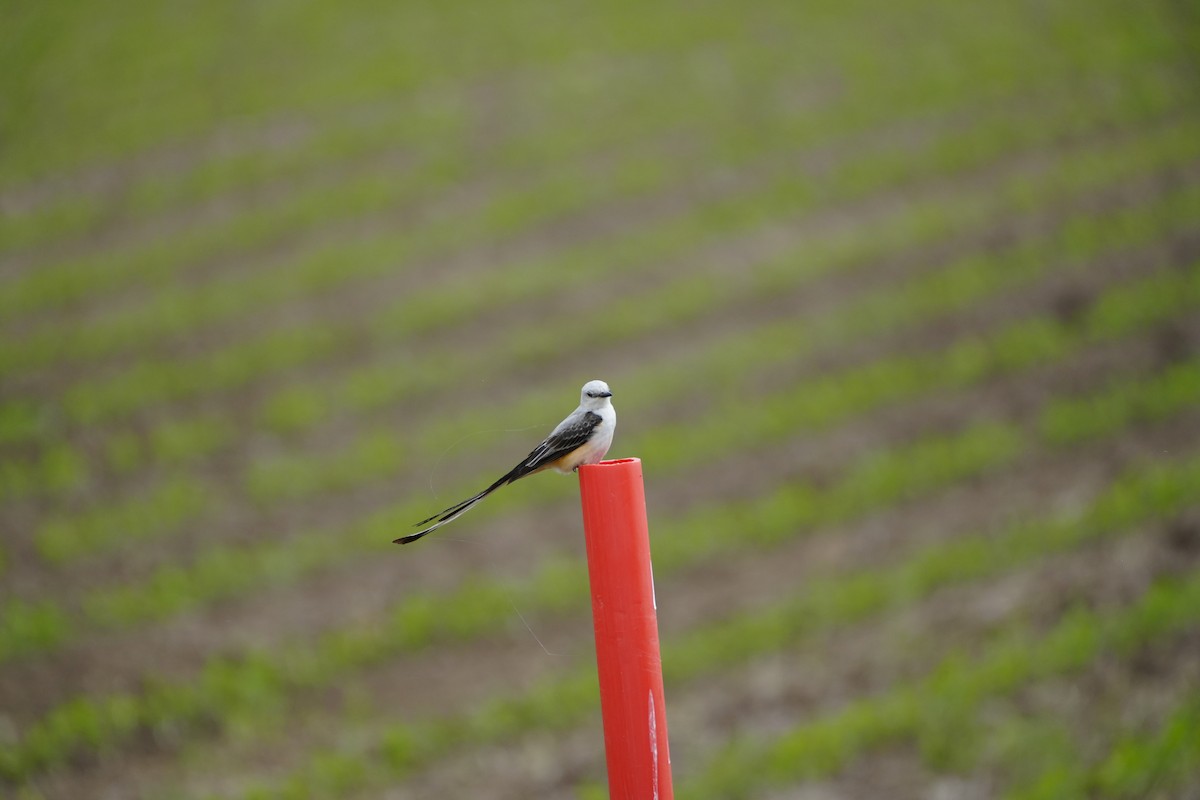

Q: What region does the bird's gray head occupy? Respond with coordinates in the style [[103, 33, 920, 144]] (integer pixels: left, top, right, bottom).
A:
[[580, 379, 613, 409]]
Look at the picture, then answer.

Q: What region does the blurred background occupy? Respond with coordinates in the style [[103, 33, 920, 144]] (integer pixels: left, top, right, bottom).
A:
[[2, 1, 1199, 797]]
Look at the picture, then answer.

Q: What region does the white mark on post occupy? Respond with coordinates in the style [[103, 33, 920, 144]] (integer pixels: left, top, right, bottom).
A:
[[649, 689, 659, 799]]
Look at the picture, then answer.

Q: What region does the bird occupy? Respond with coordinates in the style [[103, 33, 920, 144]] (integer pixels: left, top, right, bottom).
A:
[[396, 379, 617, 544]]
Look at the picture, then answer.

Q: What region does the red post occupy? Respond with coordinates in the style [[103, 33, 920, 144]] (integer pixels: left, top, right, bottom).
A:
[[578, 458, 673, 800]]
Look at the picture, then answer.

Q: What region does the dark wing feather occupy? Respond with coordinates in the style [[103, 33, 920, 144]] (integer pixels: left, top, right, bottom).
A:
[[515, 411, 602, 475]]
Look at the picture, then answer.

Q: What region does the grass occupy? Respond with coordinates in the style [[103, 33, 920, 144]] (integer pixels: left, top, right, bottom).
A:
[[204, 454, 1200, 799], [2, 0, 1196, 797], [1006, 689, 1200, 799], [14, 134, 1200, 541], [10, 256, 1191, 653], [6, 336, 1197, 785], [678, 569, 1200, 799]]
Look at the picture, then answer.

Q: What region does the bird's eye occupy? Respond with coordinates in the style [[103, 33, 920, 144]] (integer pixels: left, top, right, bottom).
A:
[[586, 391, 596, 397]]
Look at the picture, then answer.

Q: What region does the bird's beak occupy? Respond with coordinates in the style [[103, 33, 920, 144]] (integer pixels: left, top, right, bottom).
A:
[[599, 391, 613, 398]]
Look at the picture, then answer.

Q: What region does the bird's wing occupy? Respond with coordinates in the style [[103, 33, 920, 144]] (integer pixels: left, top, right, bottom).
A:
[[515, 410, 603, 475]]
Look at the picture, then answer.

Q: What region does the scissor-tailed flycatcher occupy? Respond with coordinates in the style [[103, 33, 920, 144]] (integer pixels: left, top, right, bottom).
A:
[[396, 379, 616, 544]]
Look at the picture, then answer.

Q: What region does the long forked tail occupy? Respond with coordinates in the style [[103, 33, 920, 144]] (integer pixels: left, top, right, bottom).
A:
[[395, 471, 515, 544], [393, 493, 488, 544]]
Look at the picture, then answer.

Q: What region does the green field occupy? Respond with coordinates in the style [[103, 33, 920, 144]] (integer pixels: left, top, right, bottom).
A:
[[2, 0, 1199, 797]]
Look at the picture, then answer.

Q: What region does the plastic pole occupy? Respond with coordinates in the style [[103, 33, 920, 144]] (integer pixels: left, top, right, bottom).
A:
[[578, 458, 673, 800]]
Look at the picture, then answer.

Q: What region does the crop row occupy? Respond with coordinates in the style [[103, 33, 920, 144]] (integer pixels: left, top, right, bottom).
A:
[[1041, 359, 1200, 445], [5, 144, 1193, 529], [199, 452, 1200, 800], [900, 655, 1200, 800], [4, 9, 1190, 800], [108, 170, 1200, 515], [0, 2, 1085, 323], [2, 0, 747, 188], [0, 115, 1163, 508], [8, 256, 1196, 666], [2, 97, 739, 338], [2, 52, 1187, 385], [0, 0, 868, 202], [640, 265, 1200, 473], [1007, 688, 1200, 800], [10, 147, 1146, 517], [0, 421, 1018, 783], [32, 161, 1195, 537], [63, 241, 1200, 576], [675, 568, 1200, 799], [5, 115, 1196, 519], [7, 350, 1197, 787], [264, 124, 1200, 435], [0, 442, 86, 505], [2, 0, 1171, 261], [35, 478, 211, 564], [13, 78, 1183, 412]]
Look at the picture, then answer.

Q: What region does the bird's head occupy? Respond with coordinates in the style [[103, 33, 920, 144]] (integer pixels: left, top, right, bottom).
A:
[[580, 379, 613, 408]]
